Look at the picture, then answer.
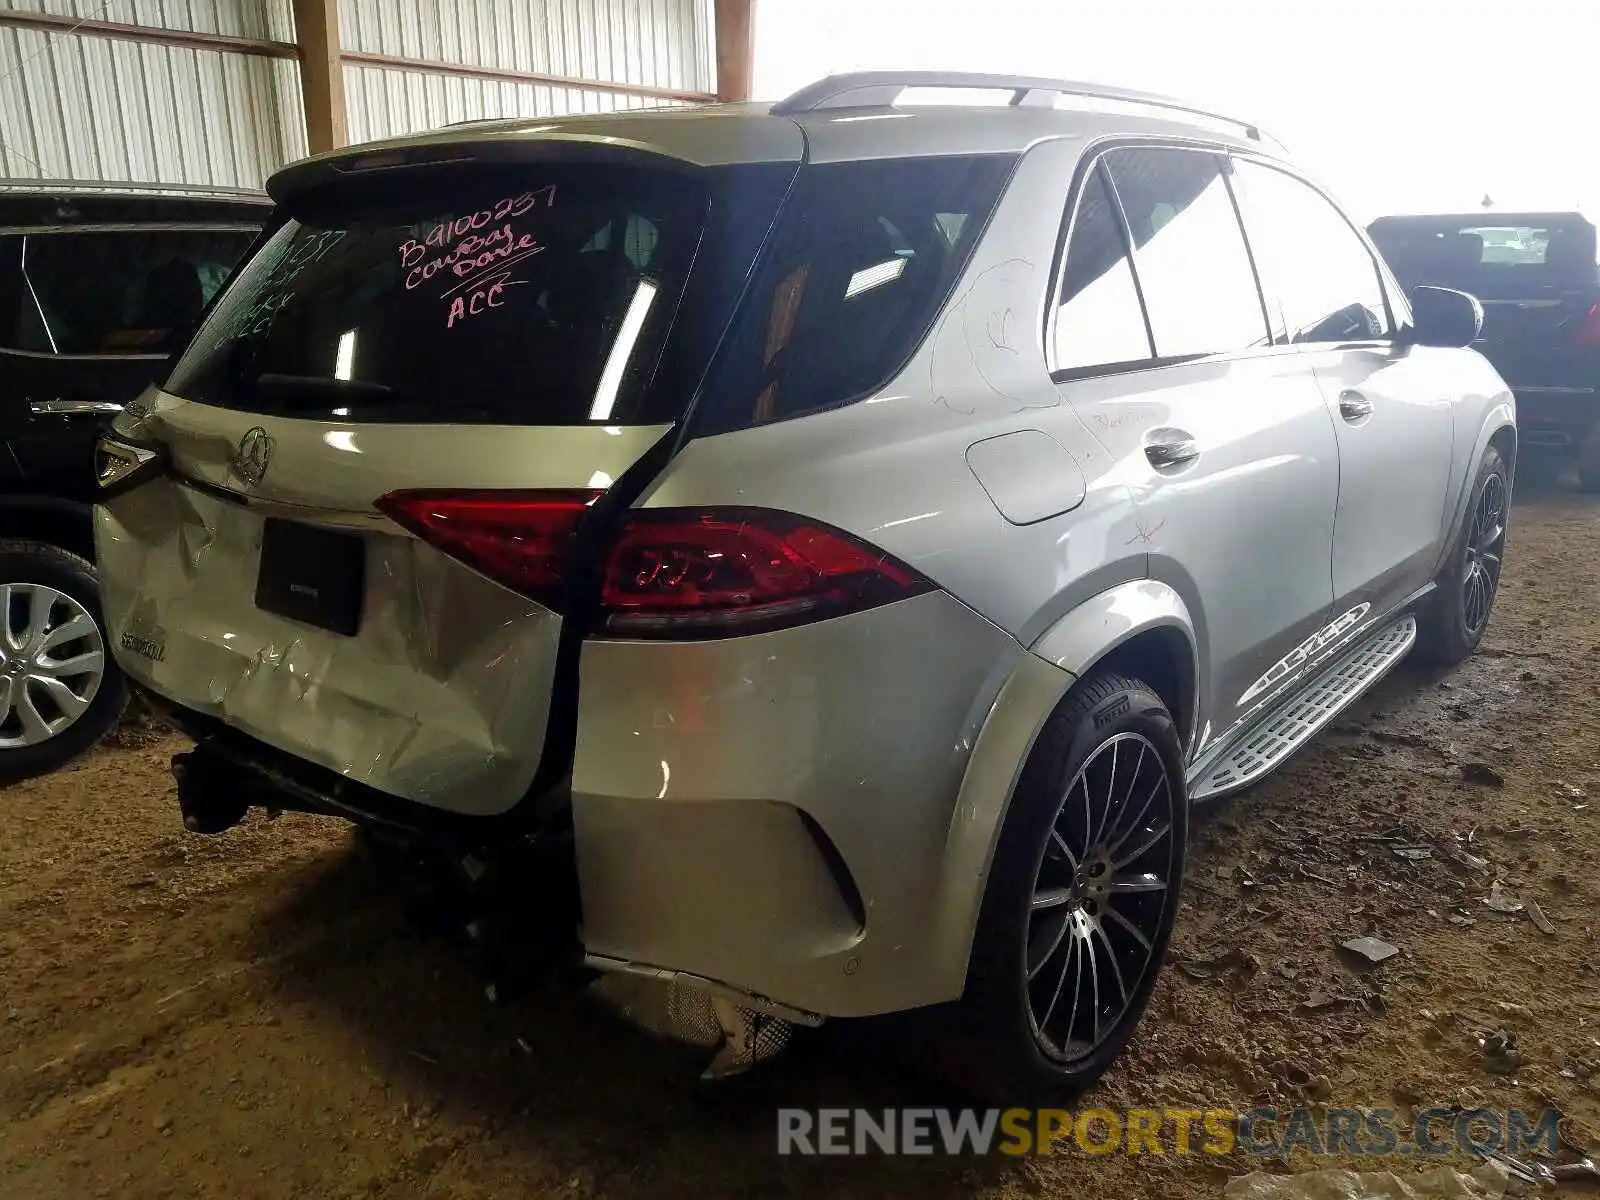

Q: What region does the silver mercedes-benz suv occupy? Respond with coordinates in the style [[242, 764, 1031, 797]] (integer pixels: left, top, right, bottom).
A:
[[94, 72, 1514, 1099]]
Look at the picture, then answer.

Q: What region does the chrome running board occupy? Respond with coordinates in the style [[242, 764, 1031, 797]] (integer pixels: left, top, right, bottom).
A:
[[1188, 614, 1417, 801]]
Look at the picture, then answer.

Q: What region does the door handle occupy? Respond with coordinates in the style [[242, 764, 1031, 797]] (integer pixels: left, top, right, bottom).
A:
[[29, 398, 124, 416], [1338, 391, 1374, 423], [1144, 430, 1200, 469]]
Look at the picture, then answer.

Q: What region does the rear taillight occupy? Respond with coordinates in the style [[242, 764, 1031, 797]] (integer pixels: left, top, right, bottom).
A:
[[375, 489, 603, 605], [599, 508, 934, 638], [1574, 302, 1600, 346]]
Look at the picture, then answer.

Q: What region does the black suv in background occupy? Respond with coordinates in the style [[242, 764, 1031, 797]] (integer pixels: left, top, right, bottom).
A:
[[1369, 211, 1600, 488], [0, 180, 268, 776]]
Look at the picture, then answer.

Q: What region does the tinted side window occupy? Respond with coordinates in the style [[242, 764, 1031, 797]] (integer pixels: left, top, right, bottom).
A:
[[1103, 148, 1269, 357], [1235, 162, 1391, 344], [694, 154, 1014, 432], [1052, 162, 1151, 372], [10, 229, 255, 355]]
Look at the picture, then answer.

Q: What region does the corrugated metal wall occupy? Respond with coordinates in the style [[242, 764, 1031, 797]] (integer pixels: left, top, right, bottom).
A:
[[0, 0, 305, 186], [341, 0, 716, 145], [0, 0, 714, 187], [0, 0, 292, 38]]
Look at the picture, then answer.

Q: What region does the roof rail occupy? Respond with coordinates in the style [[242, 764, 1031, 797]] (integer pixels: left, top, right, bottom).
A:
[[0, 177, 268, 199], [770, 71, 1277, 146]]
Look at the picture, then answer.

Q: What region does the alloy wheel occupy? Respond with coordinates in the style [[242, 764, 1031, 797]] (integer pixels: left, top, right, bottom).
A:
[[1462, 471, 1507, 637], [1024, 731, 1176, 1063], [0, 583, 106, 749]]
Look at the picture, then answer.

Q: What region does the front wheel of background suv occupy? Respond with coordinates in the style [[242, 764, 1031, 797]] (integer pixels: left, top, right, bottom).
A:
[[929, 671, 1188, 1104], [1415, 445, 1509, 666], [0, 541, 126, 782]]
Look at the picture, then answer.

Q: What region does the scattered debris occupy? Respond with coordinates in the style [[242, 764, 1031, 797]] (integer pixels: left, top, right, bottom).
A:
[[1460, 761, 1506, 787], [1224, 1164, 1512, 1198], [1392, 845, 1433, 861], [1480, 1027, 1524, 1075], [1239, 904, 1280, 928], [1445, 843, 1491, 872], [1558, 781, 1588, 799], [1480, 1148, 1600, 1185], [1527, 898, 1556, 935], [153, 1113, 173, 1134], [1370, 730, 1431, 749], [1298, 990, 1354, 1012], [1177, 948, 1261, 983], [1339, 936, 1400, 967], [1482, 880, 1525, 914], [1276, 959, 1299, 980], [1448, 914, 1478, 927], [1559, 1055, 1596, 1081]]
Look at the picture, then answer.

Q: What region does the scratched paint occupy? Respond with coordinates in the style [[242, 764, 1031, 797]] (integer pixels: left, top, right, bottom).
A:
[[927, 258, 1061, 416]]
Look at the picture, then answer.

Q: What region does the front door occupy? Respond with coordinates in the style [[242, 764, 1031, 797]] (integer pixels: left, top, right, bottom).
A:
[[1232, 159, 1454, 619], [0, 226, 258, 497]]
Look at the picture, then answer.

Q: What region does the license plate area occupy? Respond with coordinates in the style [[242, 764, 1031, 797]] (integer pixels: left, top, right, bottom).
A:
[[254, 518, 365, 636]]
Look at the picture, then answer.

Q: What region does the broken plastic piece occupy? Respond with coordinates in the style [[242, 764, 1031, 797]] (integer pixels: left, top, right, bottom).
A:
[[1482, 880, 1525, 914], [1526, 897, 1556, 935], [1340, 936, 1400, 966]]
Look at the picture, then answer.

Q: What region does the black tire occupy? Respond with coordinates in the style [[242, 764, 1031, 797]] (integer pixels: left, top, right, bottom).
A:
[[0, 540, 126, 783], [1415, 445, 1509, 666], [929, 671, 1187, 1104]]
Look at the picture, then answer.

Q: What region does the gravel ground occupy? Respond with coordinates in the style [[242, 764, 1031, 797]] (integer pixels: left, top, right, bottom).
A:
[[2, 481, 1597, 1200]]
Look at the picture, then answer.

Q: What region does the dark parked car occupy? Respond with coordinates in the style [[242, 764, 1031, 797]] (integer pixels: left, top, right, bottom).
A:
[[1369, 211, 1600, 487], [0, 180, 268, 776]]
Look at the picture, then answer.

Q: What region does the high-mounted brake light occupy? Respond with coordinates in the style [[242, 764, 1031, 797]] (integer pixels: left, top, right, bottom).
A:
[[1573, 302, 1600, 346], [375, 489, 603, 605], [599, 508, 934, 639]]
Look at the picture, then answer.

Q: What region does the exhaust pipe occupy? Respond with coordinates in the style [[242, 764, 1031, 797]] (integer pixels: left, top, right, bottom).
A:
[[171, 750, 250, 834]]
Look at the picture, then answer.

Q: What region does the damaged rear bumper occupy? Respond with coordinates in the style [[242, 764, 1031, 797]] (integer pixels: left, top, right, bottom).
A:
[[144, 586, 1030, 1026]]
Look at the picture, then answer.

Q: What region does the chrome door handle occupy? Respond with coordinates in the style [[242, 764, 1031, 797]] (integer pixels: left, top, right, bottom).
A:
[[1338, 391, 1373, 423], [1144, 432, 1200, 469], [29, 398, 124, 416]]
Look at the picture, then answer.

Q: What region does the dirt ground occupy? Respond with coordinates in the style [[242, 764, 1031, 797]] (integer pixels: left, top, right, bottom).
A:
[[3, 480, 1598, 1200]]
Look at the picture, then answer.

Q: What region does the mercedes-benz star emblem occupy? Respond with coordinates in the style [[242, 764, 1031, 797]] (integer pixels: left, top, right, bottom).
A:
[[229, 426, 275, 487]]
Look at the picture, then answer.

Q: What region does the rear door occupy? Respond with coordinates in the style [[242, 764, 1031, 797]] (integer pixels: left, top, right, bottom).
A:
[[1235, 161, 1454, 619], [96, 159, 787, 816], [1050, 147, 1339, 743], [0, 224, 257, 497]]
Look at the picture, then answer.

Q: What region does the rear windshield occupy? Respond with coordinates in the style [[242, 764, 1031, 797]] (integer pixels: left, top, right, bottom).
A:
[[1370, 215, 1598, 292], [165, 164, 707, 424]]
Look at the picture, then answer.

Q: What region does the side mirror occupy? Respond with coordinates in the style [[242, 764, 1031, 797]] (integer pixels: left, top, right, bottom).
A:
[[1409, 285, 1483, 348]]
